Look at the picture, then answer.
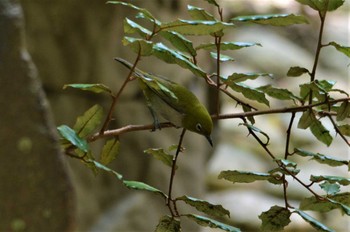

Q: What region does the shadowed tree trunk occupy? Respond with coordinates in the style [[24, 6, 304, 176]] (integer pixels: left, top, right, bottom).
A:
[[0, 0, 75, 231]]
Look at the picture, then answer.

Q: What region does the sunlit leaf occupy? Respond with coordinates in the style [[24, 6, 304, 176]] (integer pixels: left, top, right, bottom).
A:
[[88, 159, 123, 179], [187, 5, 216, 21], [232, 14, 308, 26], [328, 41, 350, 58], [155, 215, 181, 232], [161, 20, 234, 36], [124, 18, 152, 37], [122, 37, 153, 56], [218, 170, 282, 185], [310, 175, 350, 186], [184, 214, 241, 232], [257, 85, 299, 101], [159, 31, 197, 56], [210, 52, 234, 62], [57, 125, 89, 153], [63, 83, 112, 95], [225, 72, 273, 82], [73, 104, 104, 138], [287, 66, 309, 77], [196, 42, 261, 51], [320, 182, 340, 195], [100, 138, 120, 165], [294, 209, 335, 232], [123, 180, 167, 198], [296, 0, 345, 12], [259, 206, 291, 231], [152, 43, 206, 77], [177, 195, 230, 218]]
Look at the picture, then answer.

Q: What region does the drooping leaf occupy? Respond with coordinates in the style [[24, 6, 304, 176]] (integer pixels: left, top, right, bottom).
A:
[[107, 1, 159, 24], [88, 159, 123, 180], [196, 42, 261, 51], [310, 175, 350, 186], [184, 214, 241, 232], [296, 0, 345, 12], [222, 80, 270, 106], [152, 43, 206, 78], [297, 110, 315, 129], [239, 123, 270, 145], [294, 209, 335, 232], [232, 14, 308, 26], [218, 170, 282, 185], [177, 195, 230, 218], [336, 101, 350, 121], [77, 150, 98, 175], [225, 72, 273, 83], [124, 18, 152, 37], [155, 215, 181, 232], [122, 37, 153, 56], [210, 52, 235, 62], [57, 125, 89, 153], [100, 138, 120, 165], [259, 206, 291, 231], [159, 31, 197, 56], [257, 85, 299, 101], [338, 124, 350, 136], [73, 104, 104, 138], [123, 180, 167, 198], [300, 192, 350, 215], [299, 81, 334, 102], [294, 148, 349, 167], [63, 83, 112, 95], [328, 41, 350, 58], [287, 66, 309, 77], [144, 148, 175, 168], [187, 5, 216, 21], [310, 119, 333, 146], [320, 182, 341, 195], [242, 105, 255, 124], [160, 20, 234, 36]]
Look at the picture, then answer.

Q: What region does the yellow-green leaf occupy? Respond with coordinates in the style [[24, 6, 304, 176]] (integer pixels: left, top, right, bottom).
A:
[[100, 139, 120, 165], [73, 104, 104, 138]]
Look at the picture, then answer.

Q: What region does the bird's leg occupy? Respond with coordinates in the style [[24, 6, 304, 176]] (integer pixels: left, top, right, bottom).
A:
[[147, 106, 161, 131]]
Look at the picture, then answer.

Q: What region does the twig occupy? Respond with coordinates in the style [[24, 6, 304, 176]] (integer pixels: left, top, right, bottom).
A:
[[326, 113, 350, 146]]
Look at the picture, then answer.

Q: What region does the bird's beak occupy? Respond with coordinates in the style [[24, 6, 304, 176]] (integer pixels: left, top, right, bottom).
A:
[[205, 135, 213, 147]]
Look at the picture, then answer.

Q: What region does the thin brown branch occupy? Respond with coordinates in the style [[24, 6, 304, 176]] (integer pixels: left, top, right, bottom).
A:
[[326, 113, 350, 146]]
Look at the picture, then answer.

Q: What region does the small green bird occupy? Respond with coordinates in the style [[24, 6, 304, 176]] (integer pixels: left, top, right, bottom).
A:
[[115, 58, 213, 146]]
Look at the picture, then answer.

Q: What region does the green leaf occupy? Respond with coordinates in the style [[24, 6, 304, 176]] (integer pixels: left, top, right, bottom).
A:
[[232, 14, 308, 26], [310, 175, 350, 186], [225, 72, 273, 82], [152, 43, 206, 78], [73, 104, 104, 138], [338, 124, 350, 136], [100, 139, 120, 165], [155, 215, 181, 232], [287, 66, 309, 77], [124, 18, 152, 37], [300, 192, 350, 215], [122, 37, 153, 56], [204, 0, 219, 7], [297, 110, 314, 129], [196, 42, 261, 51], [160, 20, 234, 36], [187, 5, 216, 21], [184, 214, 241, 232], [218, 170, 282, 185], [107, 1, 158, 24], [239, 123, 270, 145], [296, 0, 345, 12], [259, 206, 291, 231], [144, 148, 175, 168], [123, 180, 167, 198], [159, 31, 197, 56], [320, 181, 340, 195], [177, 195, 230, 218], [63, 83, 112, 95], [294, 148, 349, 167], [57, 125, 89, 153], [88, 159, 123, 180], [242, 105, 255, 124], [328, 41, 350, 58], [336, 101, 350, 121], [210, 52, 234, 62], [257, 85, 299, 101], [294, 209, 335, 232], [222, 80, 269, 106], [310, 119, 333, 146]]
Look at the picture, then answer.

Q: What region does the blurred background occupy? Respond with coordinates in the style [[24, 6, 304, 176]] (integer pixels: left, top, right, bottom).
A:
[[1, 0, 349, 231]]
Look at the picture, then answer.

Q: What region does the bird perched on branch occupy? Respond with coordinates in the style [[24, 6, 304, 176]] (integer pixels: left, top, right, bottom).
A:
[[115, 57, 213, 146]]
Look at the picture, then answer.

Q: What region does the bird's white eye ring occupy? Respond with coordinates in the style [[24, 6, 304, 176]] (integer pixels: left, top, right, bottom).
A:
[[196, 123, 202, 131]]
